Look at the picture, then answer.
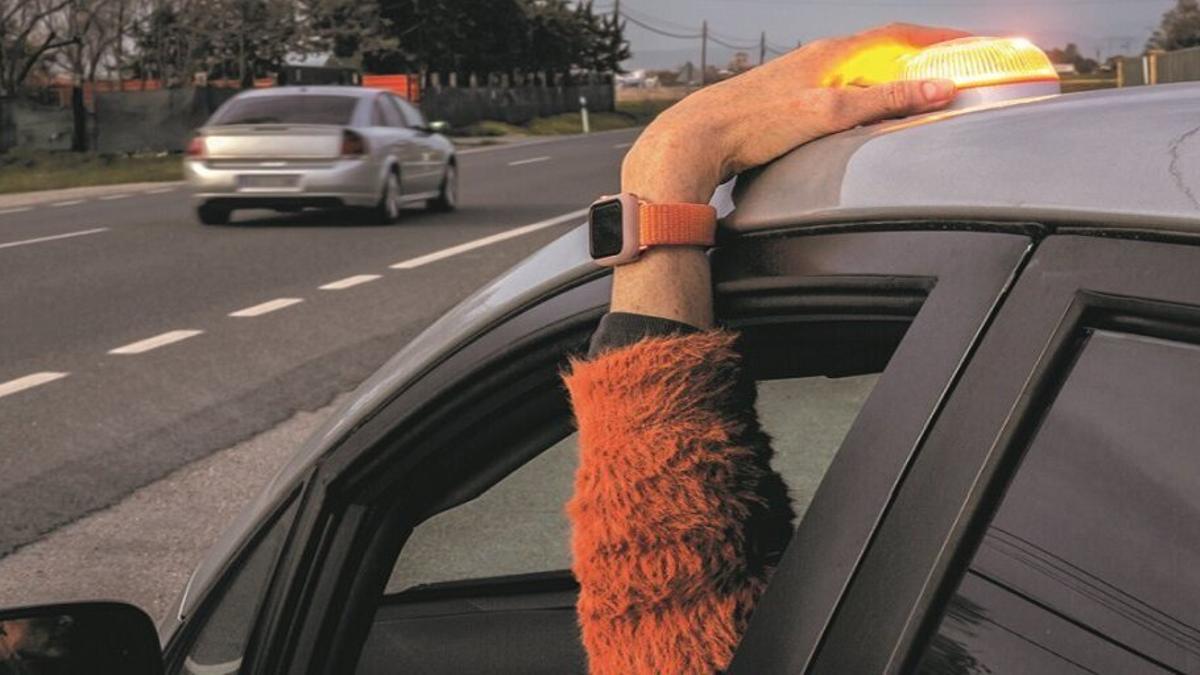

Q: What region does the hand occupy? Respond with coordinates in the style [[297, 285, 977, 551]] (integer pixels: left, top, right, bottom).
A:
[[622, 23, 970, 205], [609, 23, 969, 329]]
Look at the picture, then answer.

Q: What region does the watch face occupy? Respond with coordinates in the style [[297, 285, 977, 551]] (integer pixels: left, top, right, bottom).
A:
[[589, 199, 625, 259]]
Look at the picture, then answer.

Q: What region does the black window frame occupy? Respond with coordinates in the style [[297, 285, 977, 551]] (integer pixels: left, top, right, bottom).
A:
[[814, 234, 1200, 674], [161, 487, 304, 675], [235, 227, 1033, 674]]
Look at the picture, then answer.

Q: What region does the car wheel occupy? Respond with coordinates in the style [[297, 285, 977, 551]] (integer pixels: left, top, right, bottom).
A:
[[196, 204, 231, 225], [428, 163, 458, 212], [371, 170, 402, 224]]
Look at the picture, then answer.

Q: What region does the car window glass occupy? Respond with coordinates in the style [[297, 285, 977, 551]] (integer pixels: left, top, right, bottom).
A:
[[916, 330, 1200, 675], [173, 497, 299, 675], [384, 372, 879, 594], [212, 96, 358, 125], [393, 98, 426, 128], [379, 97, 406, 128]]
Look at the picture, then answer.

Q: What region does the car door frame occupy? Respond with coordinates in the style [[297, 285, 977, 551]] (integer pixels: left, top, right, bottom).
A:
[[220, 225, 1035, 674], [385, 95, 441, 195], [809, 233, 1200, 674]]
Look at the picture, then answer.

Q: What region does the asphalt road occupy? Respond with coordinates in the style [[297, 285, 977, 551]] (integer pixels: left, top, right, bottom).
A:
[[0, 128, 641, 557]]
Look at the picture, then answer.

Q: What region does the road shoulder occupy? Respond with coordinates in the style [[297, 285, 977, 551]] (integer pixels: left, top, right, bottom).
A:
[[0, 394, 345, 622]]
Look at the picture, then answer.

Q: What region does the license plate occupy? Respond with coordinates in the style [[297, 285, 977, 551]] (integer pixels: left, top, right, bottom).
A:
[[237, 174, 300, 190]]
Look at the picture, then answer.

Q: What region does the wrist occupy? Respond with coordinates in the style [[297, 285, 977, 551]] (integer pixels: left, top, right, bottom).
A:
[[611, 247, 714, 329], [620, 116, 728, 205]]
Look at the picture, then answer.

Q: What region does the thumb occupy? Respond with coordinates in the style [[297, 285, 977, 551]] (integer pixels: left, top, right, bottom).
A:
[[837, 78, 957, 127]]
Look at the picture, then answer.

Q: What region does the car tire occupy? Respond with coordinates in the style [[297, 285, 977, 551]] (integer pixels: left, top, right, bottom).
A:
[[428, 163, 458, 212], [371, 170, 403, 224], [196, 204, 231, 225]]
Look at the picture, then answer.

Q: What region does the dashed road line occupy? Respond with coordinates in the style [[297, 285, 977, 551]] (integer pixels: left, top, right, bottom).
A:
[[229, 297, 303, 317], [0, 207, 32, 215], [99, 193, 130, 201], [391, 207, 588, 270], [145, 187, 174, 194], [507, 156, 551, 167], [50, 200, 84, 207], [0, 372, 69, 400], [613, 142, 634, 149], [319, 274, 381, 290], [109, 330, 203, 355], [0, 227, 109, 251]]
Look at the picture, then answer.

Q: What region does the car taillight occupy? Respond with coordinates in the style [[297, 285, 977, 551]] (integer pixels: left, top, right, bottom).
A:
[[341, 129, 367, 157], [185, 136, 206, 159]]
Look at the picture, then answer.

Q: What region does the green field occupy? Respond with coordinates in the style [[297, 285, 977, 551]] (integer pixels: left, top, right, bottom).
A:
[[454, 97, 682, 137], [0, 150, 182, 195]]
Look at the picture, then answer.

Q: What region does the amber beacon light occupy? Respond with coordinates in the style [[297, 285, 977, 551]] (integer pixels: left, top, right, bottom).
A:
[[902, 36, 1061, 109]]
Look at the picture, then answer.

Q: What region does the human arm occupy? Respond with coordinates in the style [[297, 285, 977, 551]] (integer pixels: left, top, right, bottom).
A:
[[565, 24, 966, 675]]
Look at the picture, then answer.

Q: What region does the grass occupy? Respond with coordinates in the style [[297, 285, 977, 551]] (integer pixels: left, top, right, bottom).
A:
[[453, 95, 686, 138], [1059, 73, 1118, 94], [0, 150, 182, 195]]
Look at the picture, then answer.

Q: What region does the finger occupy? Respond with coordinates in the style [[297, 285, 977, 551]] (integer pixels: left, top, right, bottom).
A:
[[858, 22, 973, 48], [835, 78, 957, 128]]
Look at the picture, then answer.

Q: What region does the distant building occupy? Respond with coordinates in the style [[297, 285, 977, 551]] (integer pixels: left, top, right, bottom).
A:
[[1054, 62, 1078, 76], [729, 52, 751, 72]]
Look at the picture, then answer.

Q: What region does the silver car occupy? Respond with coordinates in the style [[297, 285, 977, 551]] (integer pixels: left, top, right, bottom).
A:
[[183, 86, 457, 225]]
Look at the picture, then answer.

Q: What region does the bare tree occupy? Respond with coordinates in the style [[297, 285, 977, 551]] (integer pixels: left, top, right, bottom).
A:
[[0, 0, 78, 96]]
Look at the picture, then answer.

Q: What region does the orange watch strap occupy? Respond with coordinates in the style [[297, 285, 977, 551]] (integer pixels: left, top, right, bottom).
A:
[[638, 202, 717, 248]]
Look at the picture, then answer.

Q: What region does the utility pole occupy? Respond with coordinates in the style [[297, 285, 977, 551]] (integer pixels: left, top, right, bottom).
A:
[[700, 20, 708, 85], [759, 31, 766, 65], [613, 0, 621, 72]]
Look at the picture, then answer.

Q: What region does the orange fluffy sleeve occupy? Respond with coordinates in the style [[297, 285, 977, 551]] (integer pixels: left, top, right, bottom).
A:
[[563, 331, 795, 674]]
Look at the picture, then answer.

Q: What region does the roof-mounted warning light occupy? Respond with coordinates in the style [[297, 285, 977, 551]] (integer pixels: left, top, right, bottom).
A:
[[826, 36, 1061, 110], [902, 36, 1061, 109]]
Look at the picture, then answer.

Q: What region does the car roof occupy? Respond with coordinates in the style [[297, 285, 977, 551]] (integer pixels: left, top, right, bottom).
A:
[[168, 81, 1200, 630], [728, 81, 1200, 236], [228, 85, 380, 100]]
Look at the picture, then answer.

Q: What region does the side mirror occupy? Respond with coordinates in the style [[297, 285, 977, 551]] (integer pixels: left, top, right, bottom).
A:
[[427, 120, 450, 134], [0, 602, 162, 674]]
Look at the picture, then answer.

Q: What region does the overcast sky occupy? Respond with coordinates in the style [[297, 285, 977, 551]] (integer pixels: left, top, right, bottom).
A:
[[596, 0, 1176, 70]]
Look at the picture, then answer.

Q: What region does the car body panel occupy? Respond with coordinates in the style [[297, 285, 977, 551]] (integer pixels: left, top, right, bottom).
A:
[[730, 82, 1200, 235], [184, 86, 453, 210], [164, 83, 1200, 654]]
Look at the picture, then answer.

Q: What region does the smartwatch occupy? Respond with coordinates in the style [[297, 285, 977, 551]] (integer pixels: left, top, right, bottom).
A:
[[588, 193, 717, 267]]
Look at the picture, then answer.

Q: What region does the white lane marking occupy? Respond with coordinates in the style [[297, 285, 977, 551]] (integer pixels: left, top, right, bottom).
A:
[[0, 207, 32, 215], [0, 372, 69, 399], [109, 330, 203, 355], [144, 187, 174, 194], [455, 127, 643, 155], [507, 155, 550, 167], [50, 199, 84, 207], [0, 227, 108, 251], [229, 297, 303, 317], [319, 274, 381, 290], [99, 193, 130, 201], [613, 142, 634, 149], [391, 208, 588, 270]]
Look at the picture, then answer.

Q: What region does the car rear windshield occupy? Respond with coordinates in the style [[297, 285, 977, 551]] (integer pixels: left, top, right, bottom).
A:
[[212, 95, 358, 125]]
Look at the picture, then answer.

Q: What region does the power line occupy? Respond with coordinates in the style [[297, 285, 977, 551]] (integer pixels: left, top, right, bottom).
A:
[[709, 34, 759, 51], [620, 13, 702, 40]]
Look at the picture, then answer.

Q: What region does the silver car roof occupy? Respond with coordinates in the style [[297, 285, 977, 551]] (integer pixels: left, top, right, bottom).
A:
[[225, 85, 381, 100], [730, 81, 1200, 234], [167, 81, 1200, 630]]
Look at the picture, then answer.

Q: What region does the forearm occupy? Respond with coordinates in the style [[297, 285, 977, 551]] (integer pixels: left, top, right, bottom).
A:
[[564, 331, 794, 674]]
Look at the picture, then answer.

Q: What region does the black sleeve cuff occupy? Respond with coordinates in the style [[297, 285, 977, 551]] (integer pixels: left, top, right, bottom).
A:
[[588, 312, 702, 358]]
